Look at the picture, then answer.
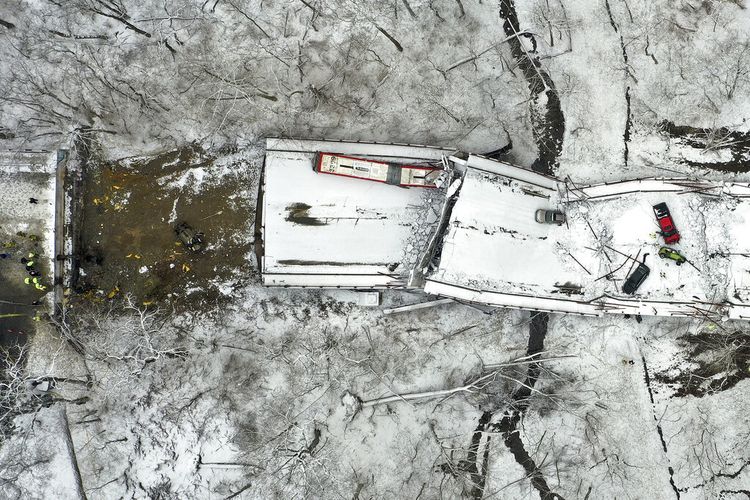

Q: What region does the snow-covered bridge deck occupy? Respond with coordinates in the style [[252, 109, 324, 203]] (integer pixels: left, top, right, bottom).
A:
[[425, 169, 750, 319], [261, 139, 750, 320], [261, 139, 453, 287]]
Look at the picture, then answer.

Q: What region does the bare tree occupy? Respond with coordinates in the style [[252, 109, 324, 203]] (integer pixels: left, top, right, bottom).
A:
[[52, 294, 188, 376], [0, 344, 53, 438]]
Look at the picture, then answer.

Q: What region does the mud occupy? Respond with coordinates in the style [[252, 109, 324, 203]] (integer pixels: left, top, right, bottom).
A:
[[661, 121, 750, 173], [654, 330, 750, 398], [75, 146, 256, 310], [285, 202, 327, 226]]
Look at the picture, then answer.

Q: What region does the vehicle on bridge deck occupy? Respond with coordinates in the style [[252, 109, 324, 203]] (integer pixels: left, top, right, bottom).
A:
[[315, 152, 442, 188], [653, 202, 680, 244]]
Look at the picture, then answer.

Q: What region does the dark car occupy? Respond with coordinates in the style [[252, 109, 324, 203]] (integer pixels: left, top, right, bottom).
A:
[[623, 254, 650, 295], [175, 222, 204, 252], [535, 209, 566, 225], [652, 202, 680, 245]]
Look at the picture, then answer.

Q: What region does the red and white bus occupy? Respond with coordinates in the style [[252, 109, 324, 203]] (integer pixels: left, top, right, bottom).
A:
[[314, 152, 442, 188]]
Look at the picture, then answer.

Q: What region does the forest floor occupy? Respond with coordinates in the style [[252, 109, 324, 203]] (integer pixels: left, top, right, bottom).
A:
[[75, 146, 257, 310]]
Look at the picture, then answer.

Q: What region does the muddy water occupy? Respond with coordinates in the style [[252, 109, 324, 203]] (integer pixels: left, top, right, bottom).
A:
[[77, 147, 255, 310]]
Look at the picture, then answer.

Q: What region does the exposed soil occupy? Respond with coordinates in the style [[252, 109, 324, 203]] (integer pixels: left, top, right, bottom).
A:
[[661, 121, 750, 172], [75, 146, 256, 311], [654, 330, 750, 398]]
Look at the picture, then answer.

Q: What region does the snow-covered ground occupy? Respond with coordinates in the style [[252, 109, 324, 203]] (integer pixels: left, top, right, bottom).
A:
[[3, 0, 750, 499]]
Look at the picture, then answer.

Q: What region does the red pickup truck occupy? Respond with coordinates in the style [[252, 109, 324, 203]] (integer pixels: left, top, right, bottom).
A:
[[652, 203, 680, 245]]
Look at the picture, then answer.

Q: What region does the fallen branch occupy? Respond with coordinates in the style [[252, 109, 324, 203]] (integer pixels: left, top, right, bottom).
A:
[[383, 298, 454, 315], [483, 353, 576, 370], [446, 32, 526, 72], [298, 0, 322, 16], [429, 324, 478, 346], [226, 0, 270, 38], [375, 24, 403, 52], [360, 370, 501, 408], [401, 0, 417, 18]]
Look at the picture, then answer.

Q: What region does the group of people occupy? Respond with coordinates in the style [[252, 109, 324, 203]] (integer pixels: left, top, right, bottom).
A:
[[1, 235, 48, 293], [22, 253, 47, 292]]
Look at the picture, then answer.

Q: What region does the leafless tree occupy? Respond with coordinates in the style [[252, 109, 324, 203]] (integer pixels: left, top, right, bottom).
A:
[[0, 344, 53, 439]]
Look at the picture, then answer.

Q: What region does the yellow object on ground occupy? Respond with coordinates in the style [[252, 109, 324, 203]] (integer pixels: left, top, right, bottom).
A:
[[182, 263, 190, 272], [125, 253, 142, 259], [107, 286, 120, 299]]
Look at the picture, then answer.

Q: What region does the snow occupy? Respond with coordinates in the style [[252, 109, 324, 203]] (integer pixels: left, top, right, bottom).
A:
[[0, 151, 58, 310], [3, 0, 750, 498], [262, 145, 442, 286], [262, 141, 750, 319], [430, 168, 577, 294], [0, 407, 84, 499]]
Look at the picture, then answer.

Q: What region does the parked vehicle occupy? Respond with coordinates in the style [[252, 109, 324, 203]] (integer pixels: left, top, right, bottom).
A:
[[652, 202, 680, 244], [658, 246, 686, 265], [175, 222, 204, 252], [314, 153, 442, 188], [622, 253, 650, 295], [535, 209, 566, 225]]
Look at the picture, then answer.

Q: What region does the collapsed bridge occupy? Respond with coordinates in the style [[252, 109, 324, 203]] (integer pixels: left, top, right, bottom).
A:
[[260, 138, 750, 321]]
